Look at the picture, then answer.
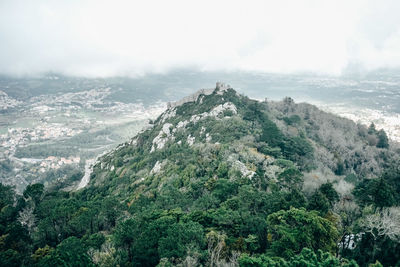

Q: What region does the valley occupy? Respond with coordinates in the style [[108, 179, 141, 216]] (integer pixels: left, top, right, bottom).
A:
[[0, 77, 165, 191]]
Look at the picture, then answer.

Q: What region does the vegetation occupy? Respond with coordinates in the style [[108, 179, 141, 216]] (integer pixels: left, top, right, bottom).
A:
[[1, 87, 399, 266]]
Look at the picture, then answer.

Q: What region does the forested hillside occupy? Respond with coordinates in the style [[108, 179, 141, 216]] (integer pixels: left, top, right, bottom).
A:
[[1, 84, 400, 266]]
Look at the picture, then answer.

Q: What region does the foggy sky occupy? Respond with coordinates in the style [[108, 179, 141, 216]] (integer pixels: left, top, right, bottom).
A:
[[1, 0, 400, 77]]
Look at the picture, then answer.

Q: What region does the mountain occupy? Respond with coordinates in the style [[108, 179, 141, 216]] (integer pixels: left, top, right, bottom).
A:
[[1, 83, 400, 266], [3, 70, 400, 193], [90, 82, 397, 200]]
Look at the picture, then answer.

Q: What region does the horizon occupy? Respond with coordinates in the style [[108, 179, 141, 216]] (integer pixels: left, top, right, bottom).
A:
[[1, 66, 399, 80]]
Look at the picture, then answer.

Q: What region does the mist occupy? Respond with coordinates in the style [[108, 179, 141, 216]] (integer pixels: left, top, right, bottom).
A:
[[1, 0, 400, 77]]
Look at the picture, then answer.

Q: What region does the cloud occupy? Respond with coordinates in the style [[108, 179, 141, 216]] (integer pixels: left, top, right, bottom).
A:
[[1, 0, 400, 77]]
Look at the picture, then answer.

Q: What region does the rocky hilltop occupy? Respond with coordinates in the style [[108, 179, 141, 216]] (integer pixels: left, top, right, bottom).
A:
[[91, 83, 397, 200]]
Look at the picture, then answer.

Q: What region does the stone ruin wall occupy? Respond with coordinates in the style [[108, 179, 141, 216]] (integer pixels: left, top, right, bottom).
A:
[[167, 82, 230, 109]]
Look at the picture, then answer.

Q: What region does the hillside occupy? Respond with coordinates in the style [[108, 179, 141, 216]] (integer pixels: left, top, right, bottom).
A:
[[91, 83, 397, 200], [1, 83, 400, 266]]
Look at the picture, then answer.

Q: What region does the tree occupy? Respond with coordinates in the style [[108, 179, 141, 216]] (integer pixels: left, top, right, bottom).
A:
[[353, 178, 396, 209], [266, 208, 339, 258], [335, 158, 345, 175], [212, 179, 238, 202], [206, 230, 241, 267], [361, 207, 400, 242], [37, 237, 93, 267], [239, 248, 358, 267], [355, 207, 400, 265], [0, 249, 23, 267], [18, 206, 36, 234], [368, 123, 377, 134], [258, 113, 284, 148], [0, 183, 15, 210], [282, 136, 314, 166], [133, 215, 176, 266], [333, 201, 361, 255], [376, 129, 389, 149], [284, 189, 307, 209], [277, 167, 303, 190], [31, 245, 53, 263], [113, 218, 138, 262], [308, 191, 330, 214], [158, 221, 205, 261], [319, 183, 339, 206], [35, 196, 81, 246], [381, 162, 400, 204], [82, 233, 105, 250], [23, 183, 44, 205]]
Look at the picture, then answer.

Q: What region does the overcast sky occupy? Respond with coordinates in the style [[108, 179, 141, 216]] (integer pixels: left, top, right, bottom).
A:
[[1, 0, 400, 77]]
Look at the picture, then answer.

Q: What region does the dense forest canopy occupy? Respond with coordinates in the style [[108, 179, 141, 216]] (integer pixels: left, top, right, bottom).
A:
[[1, 85, 400, 266]]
